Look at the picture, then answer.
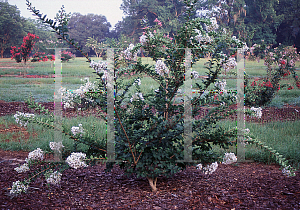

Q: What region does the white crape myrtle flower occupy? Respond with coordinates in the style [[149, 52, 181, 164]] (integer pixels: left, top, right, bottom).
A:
[[66, 152, 88, 169], [222, 152, 237, 165], [205, 17, 219, 32], [282, 165, 295, 177], [155, 59, 169, 76], [140, 34, 148, 46], [90, 60, 107, 74], [46, 171, 62, 185], [214, 79, 227, 93], [49, 141, 64, 153], [10, 181, 28, 195], [194, 29, 212, 43], [130, 93, 144, 102], [222, 57, 237, 73], [250, 107, 262, 118], [26, 148, 44, 163], [123, 43, 137, 60], [71, 124, 84, 136], [197, 162, 218, 175], [14, 163, 30, 173], [191, 71, 200, 79], [14, 111, 35, 127], [90, 61, 108, 80]]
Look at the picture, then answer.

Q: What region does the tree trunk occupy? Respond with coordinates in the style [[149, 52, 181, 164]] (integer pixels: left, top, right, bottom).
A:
[[147, 177, 157, 192]]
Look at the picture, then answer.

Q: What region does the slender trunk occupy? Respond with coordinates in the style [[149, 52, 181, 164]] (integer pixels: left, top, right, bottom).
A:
[[147, 177, 157, 192]]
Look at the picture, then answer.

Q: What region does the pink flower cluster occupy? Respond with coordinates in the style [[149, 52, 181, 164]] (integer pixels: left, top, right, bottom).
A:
[[154, 18, 162, 27], [10, 33, 39, 63]]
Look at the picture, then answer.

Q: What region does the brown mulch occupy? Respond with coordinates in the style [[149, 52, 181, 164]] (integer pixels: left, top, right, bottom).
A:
[[0, 150, 299, 209], [0, 101, 300, 209]]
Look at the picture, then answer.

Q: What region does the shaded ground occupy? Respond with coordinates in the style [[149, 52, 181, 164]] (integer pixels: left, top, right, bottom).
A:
[[0, 101, 300, 209]]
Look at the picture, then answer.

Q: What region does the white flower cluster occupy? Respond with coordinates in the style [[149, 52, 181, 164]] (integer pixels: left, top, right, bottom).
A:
[[26, 148, 44, 163], [155, 59, 169, 76], [46, 171, 62, 185], [14, 163, 30, 173], [10, 181, 28, 195], [140, 34, 148, 46], [123, 44, 137, 60], [191, 71, 200, 79], [222, 152, 237, 164], [71, 124, 84, 136], [49, 141, 64, 153], [197, 162, 218, 175], [66, 152, 88, 169], [14, 111, 35, 127], [90, 61, 108, 81], [205, 17, 219, 32], [282, 165, 296, 177], [73, 78, 95, 98], [250, 107, 262, 118], [214, 79, 227, 92], [194, 29, 212, 43], [222, 57, 237, 72], [130, 93, 144, 102], [59, 78, 96, 109]]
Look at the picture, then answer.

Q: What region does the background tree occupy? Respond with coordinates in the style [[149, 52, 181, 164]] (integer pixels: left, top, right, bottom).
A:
[[85, 36, 107, 58], [197, 0, 285, 46], [0, 2, 25, 58], [275, 0, 300, 51], [67, 13, 111, 56], [115, 0, 187, 42]]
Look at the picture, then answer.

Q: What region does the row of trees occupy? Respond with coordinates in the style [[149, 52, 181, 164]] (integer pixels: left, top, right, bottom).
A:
[[1, 0, 299, 58], [114, 0, 300, 51]]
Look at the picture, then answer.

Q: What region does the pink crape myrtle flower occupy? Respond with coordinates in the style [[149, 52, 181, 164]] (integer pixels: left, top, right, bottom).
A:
[[154, 18, 162, 27]]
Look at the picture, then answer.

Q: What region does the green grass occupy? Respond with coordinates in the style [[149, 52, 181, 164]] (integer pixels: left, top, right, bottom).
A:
[[0, 114, 106, 154], [211, 120, 300, 169]]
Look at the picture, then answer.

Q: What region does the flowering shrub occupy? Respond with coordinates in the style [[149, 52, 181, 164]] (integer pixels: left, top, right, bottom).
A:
[[10, 33, 55, 64], [244, 45, 300, 107], [31, 52, 55, 62], [61, 50, 75, 62], [11, 0, 295, 196]]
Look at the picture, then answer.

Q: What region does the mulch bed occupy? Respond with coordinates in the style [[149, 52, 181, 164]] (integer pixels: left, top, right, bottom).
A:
[[0, 101, 300, 209], [0, 149, 299, 209]]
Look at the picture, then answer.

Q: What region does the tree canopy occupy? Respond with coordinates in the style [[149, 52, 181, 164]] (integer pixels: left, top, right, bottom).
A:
[[67, 13, 111, 56], [0, 2, 24, 58]]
